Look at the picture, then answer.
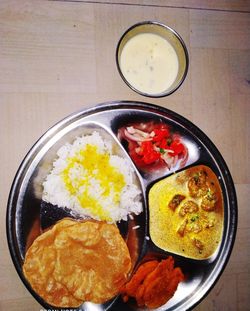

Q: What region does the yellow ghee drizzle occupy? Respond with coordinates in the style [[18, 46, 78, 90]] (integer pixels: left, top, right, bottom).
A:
[[61, 144, 126, 221]]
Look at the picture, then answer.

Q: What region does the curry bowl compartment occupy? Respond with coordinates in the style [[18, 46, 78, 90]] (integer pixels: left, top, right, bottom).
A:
[[145, 164, 224, 264]]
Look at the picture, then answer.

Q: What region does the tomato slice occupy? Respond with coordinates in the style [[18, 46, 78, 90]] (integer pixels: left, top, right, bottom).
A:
[[142, 151, 161, 164], [152, 129, 170, 142], [138, 141, 161, 165], [169, 140, 185, 155], [159, 139, 168, 149]]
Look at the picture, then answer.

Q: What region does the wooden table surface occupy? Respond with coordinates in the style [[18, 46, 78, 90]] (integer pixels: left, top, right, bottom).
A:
[[0, 1, 249, 310]]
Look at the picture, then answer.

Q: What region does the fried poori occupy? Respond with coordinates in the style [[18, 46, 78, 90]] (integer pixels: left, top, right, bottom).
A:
[[23, 219, 131, 308]]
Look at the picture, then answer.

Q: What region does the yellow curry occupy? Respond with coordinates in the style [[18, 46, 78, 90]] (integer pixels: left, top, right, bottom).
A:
[[149, 165, 224, 260]]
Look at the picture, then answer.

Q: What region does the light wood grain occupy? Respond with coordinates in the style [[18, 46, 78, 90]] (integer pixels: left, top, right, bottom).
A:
[[54, 0, 250, 13], [0, 0, 249, 310]]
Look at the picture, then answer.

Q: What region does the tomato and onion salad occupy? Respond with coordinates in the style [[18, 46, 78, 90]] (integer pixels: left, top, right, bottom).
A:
[[118, 122, 188, 169]]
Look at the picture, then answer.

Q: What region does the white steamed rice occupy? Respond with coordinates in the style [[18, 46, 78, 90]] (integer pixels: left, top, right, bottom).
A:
[[42, 131, 142, 222]]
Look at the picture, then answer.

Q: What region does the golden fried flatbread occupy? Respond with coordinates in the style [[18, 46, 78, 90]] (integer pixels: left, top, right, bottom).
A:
[[23, 219, 131, 307]]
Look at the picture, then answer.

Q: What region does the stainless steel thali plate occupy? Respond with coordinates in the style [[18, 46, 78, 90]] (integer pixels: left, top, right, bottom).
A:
[[6, 101, 237, 311]]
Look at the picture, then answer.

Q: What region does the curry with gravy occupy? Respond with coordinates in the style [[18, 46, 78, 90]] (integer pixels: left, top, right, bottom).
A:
[[149, 165, 224, 260]]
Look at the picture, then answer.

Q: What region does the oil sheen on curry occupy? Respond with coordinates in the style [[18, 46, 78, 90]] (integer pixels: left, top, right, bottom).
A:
[[149, 165, 224, 260]]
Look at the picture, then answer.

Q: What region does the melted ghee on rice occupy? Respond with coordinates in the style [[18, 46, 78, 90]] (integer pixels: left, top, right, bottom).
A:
[[62, 144, 126, 221]]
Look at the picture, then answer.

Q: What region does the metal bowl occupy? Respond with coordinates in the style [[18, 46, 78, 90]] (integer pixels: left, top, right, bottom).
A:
[[6, 101, 237, 311], [116, 22, 189, 97]]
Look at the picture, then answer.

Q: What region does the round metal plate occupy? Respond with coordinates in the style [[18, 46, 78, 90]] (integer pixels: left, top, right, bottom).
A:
[[6, 101, 237, 311]]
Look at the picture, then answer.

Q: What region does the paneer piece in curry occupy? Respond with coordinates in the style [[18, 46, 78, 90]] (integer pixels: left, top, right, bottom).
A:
[[149, 165, 223, 260]]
